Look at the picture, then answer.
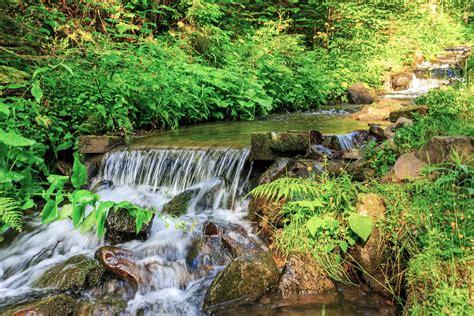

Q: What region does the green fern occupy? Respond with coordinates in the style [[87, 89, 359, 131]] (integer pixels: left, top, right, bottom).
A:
[[0, 197, 23, 232], [249, 177, 318, 201]]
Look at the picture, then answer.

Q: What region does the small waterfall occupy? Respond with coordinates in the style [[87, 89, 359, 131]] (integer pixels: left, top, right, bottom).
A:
[[95, 147, 250, 209], [336, 132, 364, 151]]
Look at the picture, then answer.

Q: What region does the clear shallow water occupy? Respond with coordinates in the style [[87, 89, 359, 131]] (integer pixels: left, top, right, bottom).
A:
[[130, 106, 369, 149]]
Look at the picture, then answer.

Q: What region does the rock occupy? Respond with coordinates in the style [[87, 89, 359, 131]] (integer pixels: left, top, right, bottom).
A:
[[384, 124, 397, 139], [9, 294, 76, 316], [395, 116, 413, 127], [32, 255, 104, 291], [250, 132, 309, 161], [382, 152, 426, 183], [55, 160, 73, 176], [78, 135, 123, 154], [369, 124, 387, 141], [277, 252, 336, 298], [85, 154, 104, 179], [186, 237, 234, 272], [105, 207, 152, 244], [307, 144, 334, 160], [248, 196, 285, 227], [342, 148, 363, 160], [194, 177, 225, 211], [203, 251, 279, 308], [203, 221, 222, 236], [417, 136, 474, 165], [258, 158, 292, 185], [95, 246, 144, 285], [162, 190, 196, 217], [351, 100, 402, 121], [290, 160, 322, 178], [351, 194, 387, 295], [388, 106, 428, 123], [391, 71, 413, 91], [347, 83, 374, 104]]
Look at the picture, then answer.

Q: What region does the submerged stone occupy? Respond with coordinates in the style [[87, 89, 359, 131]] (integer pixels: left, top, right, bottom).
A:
[[105, 207, 152, 244], [203, 251, 279, 309], [32, 255, 105, 291], [162, 189, 196, 217]]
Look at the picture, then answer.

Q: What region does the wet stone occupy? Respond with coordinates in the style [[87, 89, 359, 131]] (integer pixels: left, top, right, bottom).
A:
[[105, 207, 152, 244], [162, 189, 196, 217], [32, 255, 105, 291]]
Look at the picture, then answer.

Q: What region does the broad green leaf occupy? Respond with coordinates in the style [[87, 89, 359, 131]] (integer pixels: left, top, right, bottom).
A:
[[47, 174, 69, 186], [31, 81, 43, 103], [55, 141, 73, 153], [71, 155, 88, 189], [96, 201, 115, 236], [32, 67, 50, 79], [0, 169, 24, 183], [58, 63, 74, 76], [72, 203, 86, 227], [79, 210, 97, 233], [21, 198, 35, 210], [42, 200, 58, 224], [58, 203, 73, 220], [347, 213, 373, 242], [0, 130, 36, 147], [306, 215, 324, 237], [339, 240, 348, 253], [71, 189, 96, 204], [0, 103, 10, 117]]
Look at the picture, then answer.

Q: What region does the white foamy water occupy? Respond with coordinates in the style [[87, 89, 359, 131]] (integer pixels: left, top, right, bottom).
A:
[[0, 147, 256, 315]]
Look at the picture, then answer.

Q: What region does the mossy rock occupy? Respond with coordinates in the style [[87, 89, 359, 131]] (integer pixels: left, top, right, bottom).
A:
[[388, 105, 428, 123], [32, 255, 105, 291], [0, 65, 30, 86], [250, 132, 309, 161], [6, 294, 76, 316], [203, 251, 279, 309], [105, 207, 152, 244], [162, 190, 196, 217]]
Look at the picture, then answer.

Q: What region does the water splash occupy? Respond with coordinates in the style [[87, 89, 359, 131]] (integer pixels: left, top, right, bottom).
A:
[[336, 132, 365, 151]]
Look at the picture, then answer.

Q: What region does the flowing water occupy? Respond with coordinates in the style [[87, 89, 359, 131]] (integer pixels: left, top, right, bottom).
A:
[[0, 107, 392, 315]]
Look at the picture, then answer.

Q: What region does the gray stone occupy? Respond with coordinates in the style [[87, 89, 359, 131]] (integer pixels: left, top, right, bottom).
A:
[[258, 158, 292, 185], [105, 207, 152, 244], [382, 152, 426, 183]]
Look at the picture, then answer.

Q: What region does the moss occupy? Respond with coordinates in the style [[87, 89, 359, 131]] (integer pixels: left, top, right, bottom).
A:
[[6, 294, 76, 316], [32, 255, 105, 291], [162, 190, 195, 216], [0, 65, 30, 85]]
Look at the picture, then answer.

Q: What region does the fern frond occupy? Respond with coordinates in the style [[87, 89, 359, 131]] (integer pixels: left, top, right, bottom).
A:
[[249, 177, 318, 201], [0, 197, 23, 232]]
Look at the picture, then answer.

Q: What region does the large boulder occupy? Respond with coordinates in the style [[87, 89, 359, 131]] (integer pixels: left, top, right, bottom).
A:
[[417, 136, 474, 165], [186, 237, 233, 273], [78, 135, 123, 154], [203, 251, 279, 308], [32, 255, 104, 291], [250, 132, 309, 161], [95, 246, 146, 285], [277, 252, 336, 298], [162, 189, 196, 217], [388, 105, 428, 123], [348, 83, 374, 104], [382, 152, 426, 183], [350, 194, 388, 295], [105, 207, 152, 244]]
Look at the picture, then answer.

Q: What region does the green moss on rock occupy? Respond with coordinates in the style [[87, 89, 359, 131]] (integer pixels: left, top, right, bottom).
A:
[[162, 190, 196, 216], [388, 105, 428, 122], [32, 255, 105, 291]]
